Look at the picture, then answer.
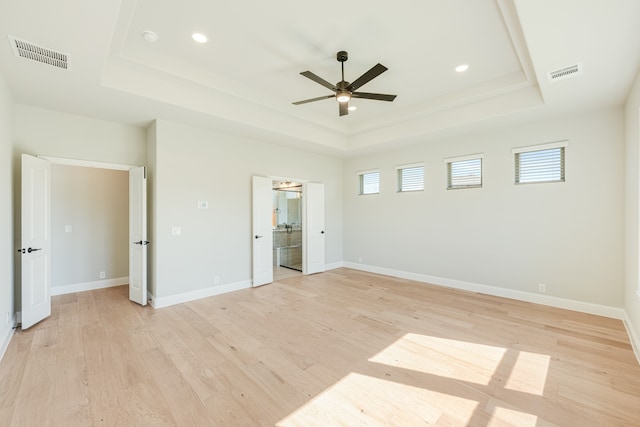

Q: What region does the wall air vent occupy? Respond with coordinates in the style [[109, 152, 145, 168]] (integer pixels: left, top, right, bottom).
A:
[[546, 63, 582, 83], [8, 36, 69, 70]]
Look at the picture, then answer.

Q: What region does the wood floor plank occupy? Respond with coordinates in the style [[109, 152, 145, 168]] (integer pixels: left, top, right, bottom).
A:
[[1, 268, 640, 426]]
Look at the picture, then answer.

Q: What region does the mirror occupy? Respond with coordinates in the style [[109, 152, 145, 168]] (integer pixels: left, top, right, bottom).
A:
[[273, 189, 301, 226]]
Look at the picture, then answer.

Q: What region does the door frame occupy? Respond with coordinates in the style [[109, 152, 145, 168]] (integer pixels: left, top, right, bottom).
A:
[[35, 155, 143, 294], [39, 156, 134, 172], [270, 175, 309, 275]]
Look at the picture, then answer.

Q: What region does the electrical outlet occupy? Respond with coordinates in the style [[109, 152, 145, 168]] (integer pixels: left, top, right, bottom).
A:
[[214, 276, 220, 285], [171, 226, 182, 236], [538, 283, 546, 293], [99, 271, 106, 279]]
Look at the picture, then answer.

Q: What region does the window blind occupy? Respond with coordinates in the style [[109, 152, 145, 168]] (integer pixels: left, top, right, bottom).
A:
[[448, 158, 482, 189], [515, 147, 565, 184], [359, 171, 380, 194], [397, 165, 424, 192]]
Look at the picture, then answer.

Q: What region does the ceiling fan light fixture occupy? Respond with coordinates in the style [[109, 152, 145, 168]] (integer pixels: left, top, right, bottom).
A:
[[455, 64, 469, 73], [336, 92, 351, 103]]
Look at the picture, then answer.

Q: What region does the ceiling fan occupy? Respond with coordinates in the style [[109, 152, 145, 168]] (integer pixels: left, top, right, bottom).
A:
[[293, 51, 397, 117]]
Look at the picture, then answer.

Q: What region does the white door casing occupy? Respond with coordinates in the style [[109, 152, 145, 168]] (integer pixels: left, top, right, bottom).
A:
[[21, 154, 51, 329], [252, 176, 273, 286], [305, 182, 325, 274], [129, 166, 147, 305]]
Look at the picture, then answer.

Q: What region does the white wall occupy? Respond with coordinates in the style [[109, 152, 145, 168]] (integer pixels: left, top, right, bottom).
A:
[[14, 105, 147, 165], [151, 119, 343, 302], [344, 108, 625, 308], [51, 165, 128, 289], [0, 73, 15, 357], [625, 70, 640, 353]]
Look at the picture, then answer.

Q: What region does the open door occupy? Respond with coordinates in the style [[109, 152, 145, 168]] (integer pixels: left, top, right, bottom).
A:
[[129, 166, 147, 305], [252, 176, 273, 286], [305, 182, 325, 274], [20, 154, 51, 329]]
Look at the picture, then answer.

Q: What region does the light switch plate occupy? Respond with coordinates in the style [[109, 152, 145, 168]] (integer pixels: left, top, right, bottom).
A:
[[65, 225, 72, 233], [198, 201, 208, 209], [171, 226, 182, 236]]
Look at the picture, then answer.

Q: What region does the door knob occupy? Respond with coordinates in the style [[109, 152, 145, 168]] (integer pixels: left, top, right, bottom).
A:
[[255, 235, 263, 239], [321, 230, 325, 234], [27, 247, 42, 253]]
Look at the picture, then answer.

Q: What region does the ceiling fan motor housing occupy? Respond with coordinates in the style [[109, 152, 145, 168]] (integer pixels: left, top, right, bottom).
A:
[[337, 81, 350, 91], [337, 51, 348, 62]]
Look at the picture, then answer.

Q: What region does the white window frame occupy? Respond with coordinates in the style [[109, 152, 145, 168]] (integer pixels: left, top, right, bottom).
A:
[[443, 154, 483, 190], [396, 162, 424, 193], [357, 169, 380, 195], [513, 141, 568, 185]]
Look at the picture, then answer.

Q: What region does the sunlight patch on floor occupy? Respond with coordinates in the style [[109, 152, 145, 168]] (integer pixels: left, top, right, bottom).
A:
[[488, 404, 539, 426], [504, 350, 550, 396], [368, 333, 507, 385], [277, 372, 479, 426]]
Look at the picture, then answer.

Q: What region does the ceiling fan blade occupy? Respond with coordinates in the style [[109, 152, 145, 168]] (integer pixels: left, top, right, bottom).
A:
[[292, 94, 335, 105], [347, 63, 388, 92], [339, 102, 348, 116], [300, 71, 338, 91], [351, 92, 397, 102]]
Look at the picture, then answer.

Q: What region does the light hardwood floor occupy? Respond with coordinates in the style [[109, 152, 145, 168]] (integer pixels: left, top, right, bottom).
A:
[[273, 265, 302, 281], [1, 268, 639, 426]]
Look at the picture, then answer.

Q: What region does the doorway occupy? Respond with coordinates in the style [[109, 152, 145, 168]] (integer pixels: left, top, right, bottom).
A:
[[252, 175, 325, 287], [20, 154, 147, 329], [50, 164, 129, 294], [272, 180, 303, 280]]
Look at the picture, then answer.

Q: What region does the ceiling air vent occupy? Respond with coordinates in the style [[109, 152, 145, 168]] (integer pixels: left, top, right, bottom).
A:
[[8, 36, 69, 70], [546, 63, 582, 83]]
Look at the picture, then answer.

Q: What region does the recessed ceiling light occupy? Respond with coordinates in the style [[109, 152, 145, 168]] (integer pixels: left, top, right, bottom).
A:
[[192, 32, 208, 44], [142, 30, 159, 43], [348, 105, 357, 111], [455, 64, 469, 73]]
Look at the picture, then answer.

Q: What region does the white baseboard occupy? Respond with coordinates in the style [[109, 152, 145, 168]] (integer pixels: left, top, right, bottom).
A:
[[51, 277, 129, 296], [149, 263, 346, 308], [150, 280, 251, 309], [623, 312, 640, 366], [343, 262, 625, 320], [323, 261, 345, 271]]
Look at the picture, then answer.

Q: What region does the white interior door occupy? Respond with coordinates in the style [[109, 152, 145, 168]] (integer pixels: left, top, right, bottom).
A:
[[21, 154, 51, 329], [129, 166, 147, 305], [252, 176, 273, 286], [305, 182, 325, 274]]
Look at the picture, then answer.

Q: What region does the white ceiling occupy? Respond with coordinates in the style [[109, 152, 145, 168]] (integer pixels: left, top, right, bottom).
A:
[[1, 0, 639, 157]]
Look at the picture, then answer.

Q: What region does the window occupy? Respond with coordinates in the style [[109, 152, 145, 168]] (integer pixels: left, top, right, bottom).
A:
[[396, 163, 424, 192], [358, 170, 380, 195], [513, 141, 568, 184], [445, 154, 483, 189]]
